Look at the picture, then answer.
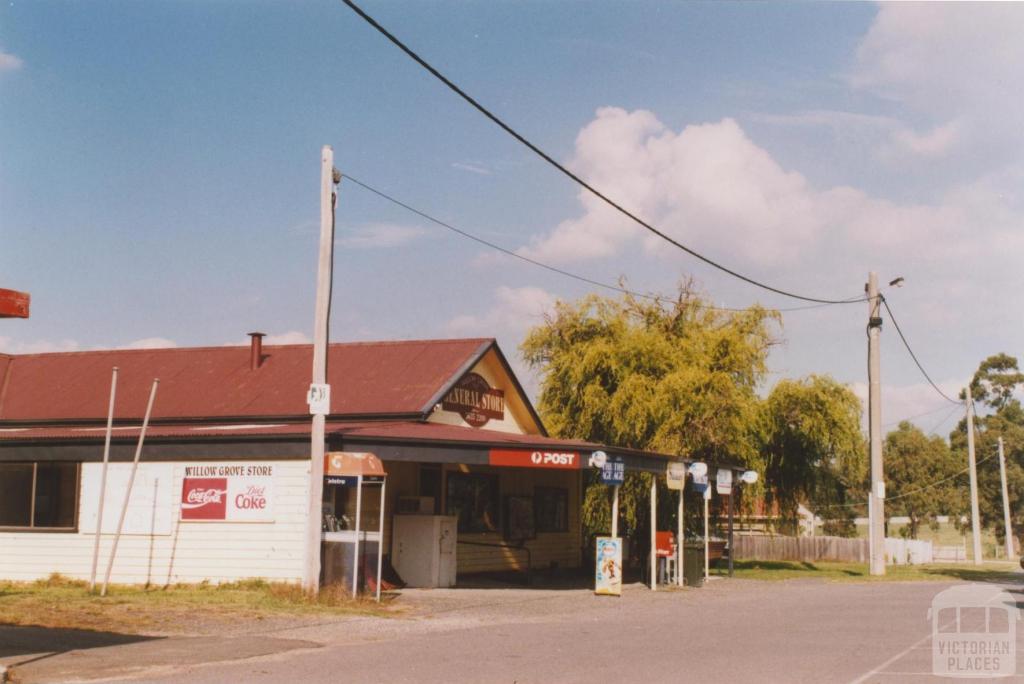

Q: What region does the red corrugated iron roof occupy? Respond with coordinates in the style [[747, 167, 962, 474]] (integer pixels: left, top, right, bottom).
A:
[[0, 338, 492, 423], [0, 420, 599, 450]]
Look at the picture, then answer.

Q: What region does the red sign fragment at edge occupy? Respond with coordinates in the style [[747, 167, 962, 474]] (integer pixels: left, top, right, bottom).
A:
[[0, 289, 30, 319]]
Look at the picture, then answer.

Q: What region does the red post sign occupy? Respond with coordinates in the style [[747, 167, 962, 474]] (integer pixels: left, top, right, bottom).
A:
[[489, 448, 581, 469]]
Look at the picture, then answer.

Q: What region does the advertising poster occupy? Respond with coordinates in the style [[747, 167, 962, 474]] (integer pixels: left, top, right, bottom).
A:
[[595, 536, 623, 597], [180, 463, 275, 522]]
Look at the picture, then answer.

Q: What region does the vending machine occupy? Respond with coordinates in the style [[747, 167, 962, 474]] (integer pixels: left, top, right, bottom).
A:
[[391, 514, 457, 588]]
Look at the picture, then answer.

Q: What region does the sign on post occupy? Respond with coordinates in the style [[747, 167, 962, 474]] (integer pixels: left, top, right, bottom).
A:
[[600, 455, 625, 485], [307, 383, 331, 416], [595, 536, 623, 596], [716, 469, 733, 496], [692, 469, 709, 497], [667, 462, 686, 490]]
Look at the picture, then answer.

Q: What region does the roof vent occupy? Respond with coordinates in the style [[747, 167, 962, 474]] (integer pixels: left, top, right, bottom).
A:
[[247, 332, 266, 370]]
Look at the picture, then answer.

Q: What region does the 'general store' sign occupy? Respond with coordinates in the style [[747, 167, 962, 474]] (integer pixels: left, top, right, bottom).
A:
[[180, 463, 275, 522], [442, 372, 505, 428], [489, 449, 580, 470]]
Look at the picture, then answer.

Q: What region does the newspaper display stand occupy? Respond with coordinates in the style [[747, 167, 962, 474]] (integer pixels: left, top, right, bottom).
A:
[[321, 452, 387, 600]]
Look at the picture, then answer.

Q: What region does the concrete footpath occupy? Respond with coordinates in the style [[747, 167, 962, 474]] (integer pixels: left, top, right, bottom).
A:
[[4, 578, 1024, 683]]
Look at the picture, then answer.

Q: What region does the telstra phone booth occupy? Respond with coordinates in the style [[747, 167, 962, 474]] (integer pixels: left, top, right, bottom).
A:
[[321, 451, 387, 600]]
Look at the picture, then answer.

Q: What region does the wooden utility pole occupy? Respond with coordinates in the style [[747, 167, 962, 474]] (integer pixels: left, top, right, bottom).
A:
[[998, 437, 1014, 559], [966, 387, 983, 566], [304, 146, 340, 594], [867, 272, 885, 576]]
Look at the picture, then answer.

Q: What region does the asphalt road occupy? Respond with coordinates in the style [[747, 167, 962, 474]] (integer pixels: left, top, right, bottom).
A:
[[13, 577, 1024, 683]]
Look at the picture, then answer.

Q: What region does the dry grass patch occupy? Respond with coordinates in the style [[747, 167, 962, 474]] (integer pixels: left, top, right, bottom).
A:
[[0, 574, 395, 635]]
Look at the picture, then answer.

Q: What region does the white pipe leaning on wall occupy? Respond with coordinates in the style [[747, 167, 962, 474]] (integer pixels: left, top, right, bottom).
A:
[[89, 366, 118, 592], [102, 378, 158, 597]]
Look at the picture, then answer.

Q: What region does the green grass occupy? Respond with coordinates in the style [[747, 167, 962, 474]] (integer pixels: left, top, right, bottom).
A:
[[721, 560, 1023, 583], [0, 574, 394, 635]]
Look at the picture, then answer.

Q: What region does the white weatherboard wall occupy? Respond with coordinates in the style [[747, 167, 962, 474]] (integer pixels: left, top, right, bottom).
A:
[[0, 459, 309, 584]]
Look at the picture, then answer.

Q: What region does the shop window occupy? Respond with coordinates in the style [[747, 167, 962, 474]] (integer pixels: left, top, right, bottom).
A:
[[446, 472, 499, 534], [535, 487, 568, 533], [0, 462, 79, 530]]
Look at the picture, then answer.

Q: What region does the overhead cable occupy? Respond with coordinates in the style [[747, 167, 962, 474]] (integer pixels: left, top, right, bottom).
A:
[[341, 173, 852, 314], [339, 0, 866, 306], [880, 297, 963, 406]]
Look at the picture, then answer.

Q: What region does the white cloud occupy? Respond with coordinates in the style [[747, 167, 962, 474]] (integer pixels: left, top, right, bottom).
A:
[[0, 50, 23, 72], [0, 337, 80, 354], [224, 331, 311, 346], [515, 106, 1024, 290], [451, 162, 491, 176], [519, 109, 820, 265], [850, 380, 966, 438], [337, 223, 427, 249], [263, 331, 310, 345], [758, 109, 962, 161], [851, 3, 1024, 150], [882, 121, 961, 160], [118, 337, 177, 350], [446, 286, 557, 338]]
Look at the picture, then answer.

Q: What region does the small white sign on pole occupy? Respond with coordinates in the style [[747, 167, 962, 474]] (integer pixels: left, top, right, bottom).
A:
[[716, 469, 733, 496], [307, 383, 331, 416]]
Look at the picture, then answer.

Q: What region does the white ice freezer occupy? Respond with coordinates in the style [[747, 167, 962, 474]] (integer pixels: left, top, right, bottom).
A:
[[391, 514, 457, 588]]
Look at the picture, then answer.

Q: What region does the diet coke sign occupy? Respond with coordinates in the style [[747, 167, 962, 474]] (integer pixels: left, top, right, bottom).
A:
[[180, 464, 275, 522]]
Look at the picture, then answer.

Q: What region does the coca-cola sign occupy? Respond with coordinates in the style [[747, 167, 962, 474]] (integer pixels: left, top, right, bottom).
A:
[[181, 478, 228, 520], [180, 464, 275, 522], [442, 372, 505, 428]]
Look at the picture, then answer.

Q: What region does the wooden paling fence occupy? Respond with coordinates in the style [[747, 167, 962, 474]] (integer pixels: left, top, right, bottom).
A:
[[733, 535, 869, 563]]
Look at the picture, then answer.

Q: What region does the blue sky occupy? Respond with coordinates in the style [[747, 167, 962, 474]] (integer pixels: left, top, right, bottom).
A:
[[2, 2, 1022, 435]]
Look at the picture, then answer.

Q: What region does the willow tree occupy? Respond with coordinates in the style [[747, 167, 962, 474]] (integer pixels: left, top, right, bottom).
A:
[[761, 374, 866, 535], [520, 284, 779, 542]]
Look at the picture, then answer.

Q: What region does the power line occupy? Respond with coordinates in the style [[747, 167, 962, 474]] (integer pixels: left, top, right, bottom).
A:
[[882, 403, 960, 429], [827, 449, 998, 509], [888, 451, 997, 504], [923, 403, 964, 438], [341, 173, 855, 314], [880, 296, 962, 406], [339, 0, 866, 307]]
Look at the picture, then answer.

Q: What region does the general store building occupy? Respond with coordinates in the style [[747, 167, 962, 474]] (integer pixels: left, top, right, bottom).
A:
[[0, 336, 689, 587]]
